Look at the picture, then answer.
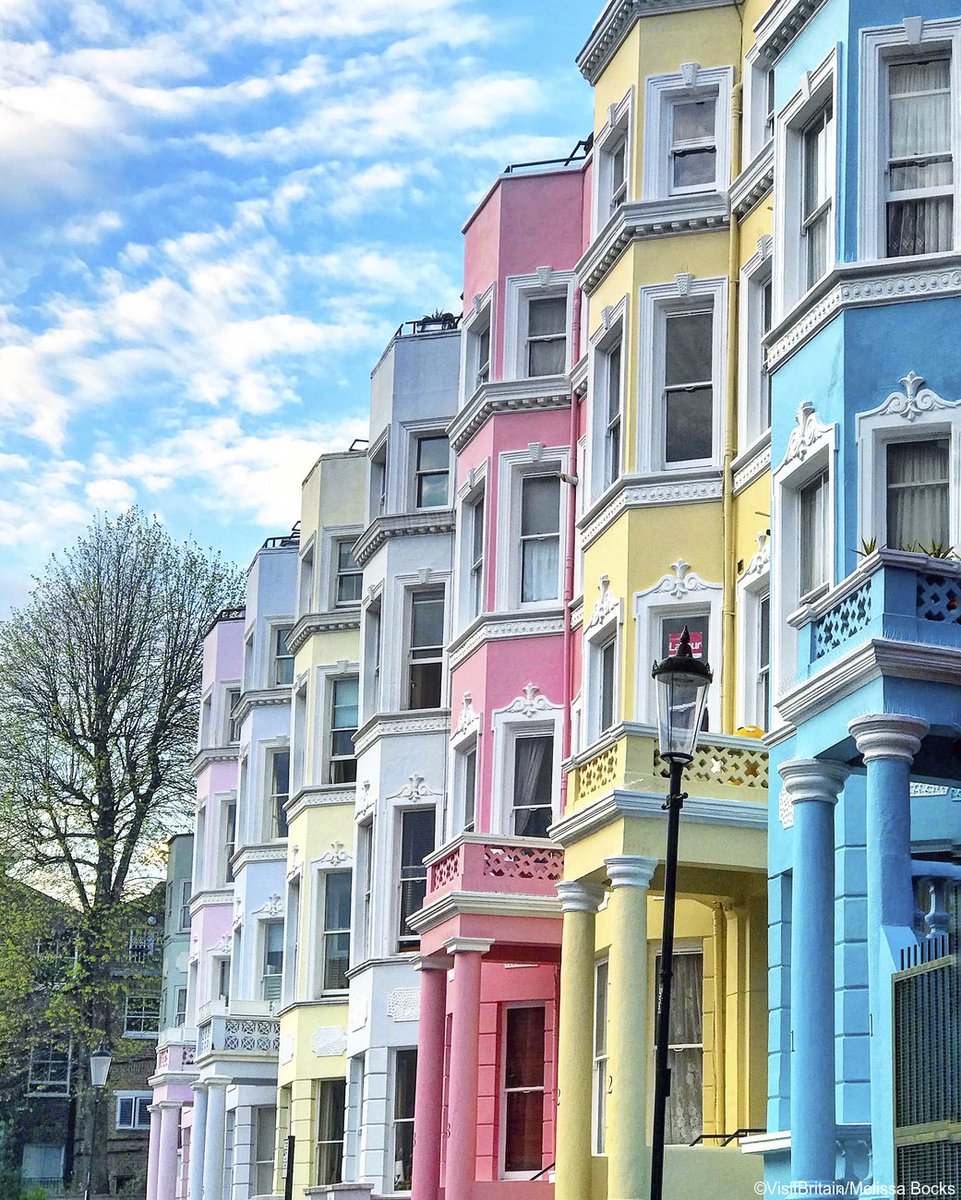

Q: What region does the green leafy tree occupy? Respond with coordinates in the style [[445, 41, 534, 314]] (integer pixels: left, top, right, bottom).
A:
[[0, 509, 242, 1191]]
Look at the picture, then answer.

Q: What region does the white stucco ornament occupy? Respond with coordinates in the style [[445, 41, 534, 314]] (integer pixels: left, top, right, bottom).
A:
[[312, 1026, 348, 1057], [876, 371, 961, 423], [317, 841, 352, 868], [387, 987, 420, 1023], [455, 691, 480, 737], [785, 401, 832, 464], [504, 682, 553, 718], [587, 574, 619, 631], [254, 893, 283, 918]]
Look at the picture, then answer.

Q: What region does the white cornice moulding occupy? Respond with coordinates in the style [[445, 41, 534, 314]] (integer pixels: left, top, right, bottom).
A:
[[353, 711, 451, 757], [353, 509, 455, 567], [732, 435, 771, 494], [448, 376, 571, 453], [579, 473, 723, 548], [447, 611, 565, 672], [730, 142, 774, 217]]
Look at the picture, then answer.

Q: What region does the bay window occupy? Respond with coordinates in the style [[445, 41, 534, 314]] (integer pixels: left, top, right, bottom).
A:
[[526, 296, 567, 377], [663, 309, 714, 465], [886, 57, 953, 256], [329, 677, 359, 784], [670, 96, 718, 192], [392, 1049, 417, 1191], [406, 588, 444, 709], [414, 434, 449, 509], [503, 1006, 546, 1175], [262, 921, 283, 1003], [316, 1078, 346, 1186], [886, 438, 950, 550], [799, 470, 829, 598], [321, 871, 351, 992], [398, 808, 434, 950], [511, 733, 554, 838], [520, 475, 560, 603]]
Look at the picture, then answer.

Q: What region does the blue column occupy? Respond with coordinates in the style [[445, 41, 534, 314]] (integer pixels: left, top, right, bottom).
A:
[[779, 758, 849, 1190], [849, 715, 927, 1189]]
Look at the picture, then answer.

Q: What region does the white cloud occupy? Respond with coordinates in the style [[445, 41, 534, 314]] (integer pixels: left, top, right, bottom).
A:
[[85, 477, 136, 509], [63, 208, 122, 244]]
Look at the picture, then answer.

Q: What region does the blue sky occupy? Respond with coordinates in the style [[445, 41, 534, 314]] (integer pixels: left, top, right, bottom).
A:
[[0, 0, 594, 612]]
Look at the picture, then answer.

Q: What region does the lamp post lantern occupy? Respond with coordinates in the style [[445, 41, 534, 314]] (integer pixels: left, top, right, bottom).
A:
[[649, 627, 712, 1200], [84, 1042, 112, 1200]]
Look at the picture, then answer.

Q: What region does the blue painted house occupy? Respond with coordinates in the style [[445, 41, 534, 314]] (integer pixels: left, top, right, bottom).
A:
[[749, 0, 961, 1192]]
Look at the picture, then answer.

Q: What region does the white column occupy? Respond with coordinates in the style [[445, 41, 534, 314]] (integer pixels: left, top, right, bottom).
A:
[[187, 1085, 207, 1200], [146, 1104, 162, 1200], [201, 1078, 228, 1200], [156, 1102, 181, 1200]]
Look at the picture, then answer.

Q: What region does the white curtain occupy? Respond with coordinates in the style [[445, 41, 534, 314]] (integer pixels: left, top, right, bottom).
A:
[[521, 538, 559, 602], [888, 60, 953, 255], [664, 953, 704, 1145], [887, 440, 950, 549]]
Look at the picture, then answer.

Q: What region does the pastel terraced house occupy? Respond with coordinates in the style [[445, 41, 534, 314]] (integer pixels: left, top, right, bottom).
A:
[[410, 152, 590, 1200], [274, 447, 366, 1193]]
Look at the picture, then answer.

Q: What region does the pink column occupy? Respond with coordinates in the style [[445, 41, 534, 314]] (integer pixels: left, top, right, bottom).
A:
[[146, 1105, 161, 1200], [411, 958, 449, 1200], [443, 938, 491, 1199], [156, 1102, 181, 1200]]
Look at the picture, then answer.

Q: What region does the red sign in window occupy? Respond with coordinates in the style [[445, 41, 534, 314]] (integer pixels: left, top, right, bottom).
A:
[[668, 629, 704, 657]]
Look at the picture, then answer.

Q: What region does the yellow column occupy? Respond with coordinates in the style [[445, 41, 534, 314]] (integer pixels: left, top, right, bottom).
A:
[[555, 880, 605, 1200], [605, 855, 657, 1200]]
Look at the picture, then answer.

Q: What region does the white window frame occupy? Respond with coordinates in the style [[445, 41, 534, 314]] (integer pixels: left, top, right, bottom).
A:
[[266, 744, 291, 841], [588, 297, 628, 501], [253, 1105, 277, 1197], [115, 1092, 152, 1131], [404, 585, 446, 711], [396, 806, 436, 953], [583, 580, 623, 748], [773, 48, 837, 318], [502, 271, 576, 382], [637, 277, 727, 475], [455, 464, 489, 630], [369, 430, 390, 521], [738, 237, 774, 452], [174, 986, 188, 1027], [315, 1076, 347, 1187], [314, 867, 352, 996], [410, 430, 451, 511], [772, 404, 837, 710], [593, 89, 633, 232], [298, 534, 316, 617], [212, 951, 231, 1008], [224, 685, 241, 745], [461, 284, 495, 404], [261, 918, 284, 1007], [178, 879, 192, 932], [332, 535, 363, 609], [592, 959, 609, 1156], [326, 669, 360, 786], [495, 445, 570, 612], [490, 690, 564, 838], [271, 622, 295, 688], [220, 792, 237, 886], [450, 710, 481, 838], [859, 20, 961, 261], [856, 381, 961, 550], [643, 65, 733, 201], [390, 1047, 418, 1192], [736, 535, 772, 732], [499, 1003, 547, 1180], [743, 46, 776, 161], [123, 992, 160, 1039], [633, 567, 723, 729]]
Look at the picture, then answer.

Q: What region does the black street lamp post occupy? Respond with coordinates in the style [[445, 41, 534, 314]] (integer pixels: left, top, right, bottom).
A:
[[649, 627, 712, 1200], [84, 1043, 112, 1200]]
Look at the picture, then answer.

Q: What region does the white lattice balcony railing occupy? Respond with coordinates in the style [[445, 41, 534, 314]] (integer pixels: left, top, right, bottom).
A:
[[425, 834, 564, 901], [155, 1032, 197, 1074], [195, 1014, 280, 1058]]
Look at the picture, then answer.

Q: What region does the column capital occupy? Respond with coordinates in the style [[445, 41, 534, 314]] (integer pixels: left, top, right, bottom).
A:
[[849, 714, 929, 763], [202, 1074, 231, 1089], [556, 880, 606, 913], [779, 758, 849, 806], [412, 953, 451, 972], [604, 855, 657, 890], [444, 936, 493, 956]]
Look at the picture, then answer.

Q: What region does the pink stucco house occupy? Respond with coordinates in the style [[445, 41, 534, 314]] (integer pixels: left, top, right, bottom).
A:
[[410, 152, 590, 1200]]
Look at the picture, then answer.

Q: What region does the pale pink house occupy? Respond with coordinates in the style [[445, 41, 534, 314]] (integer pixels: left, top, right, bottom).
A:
[[147, 607, 244, 1200], [411, 154, 589, 1200]]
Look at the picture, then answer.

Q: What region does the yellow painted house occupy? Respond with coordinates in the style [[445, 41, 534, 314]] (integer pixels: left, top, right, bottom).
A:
[[274, 448, 366, 1194], [554, 2, 775, 1197]]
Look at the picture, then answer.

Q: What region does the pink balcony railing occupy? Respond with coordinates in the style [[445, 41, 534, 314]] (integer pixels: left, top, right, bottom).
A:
[[426, 834, 563, 901]]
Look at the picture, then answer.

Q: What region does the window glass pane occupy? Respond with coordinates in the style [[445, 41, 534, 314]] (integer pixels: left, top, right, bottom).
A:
[[264, 922, 283, 972], [393, 1049, 417, 1191], [655, 953, 704, 1145], [600, 639, 616, 731], [886, 439, 950, 549], [673, 147, 717, 189], [399, 808, 435, 945], [528, 296, 566, 336], [411, 592, 444, 649], [661, 617, 709, 665], [607, 343, 622, 420], [799, 471, 828, 596], [673, 98, 715, 141], [331, 678, 359, 756], [324, 872, 351, 991], [529, 338, 566, 376], [504, 1007, 545, 1172], [471, 497, 485, 561], [759, 594, 771, 666], [521, 476, 560, 537], [417, 435, 448, 472], [665, 387, 713, 463], [325, 871, 352, 931], [316, 1078, 346, 1186], [594, 962, 609, 1057], [513, 735, 554, 838], [665, 311, 713, 386], [464, 747, 477, 831]]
